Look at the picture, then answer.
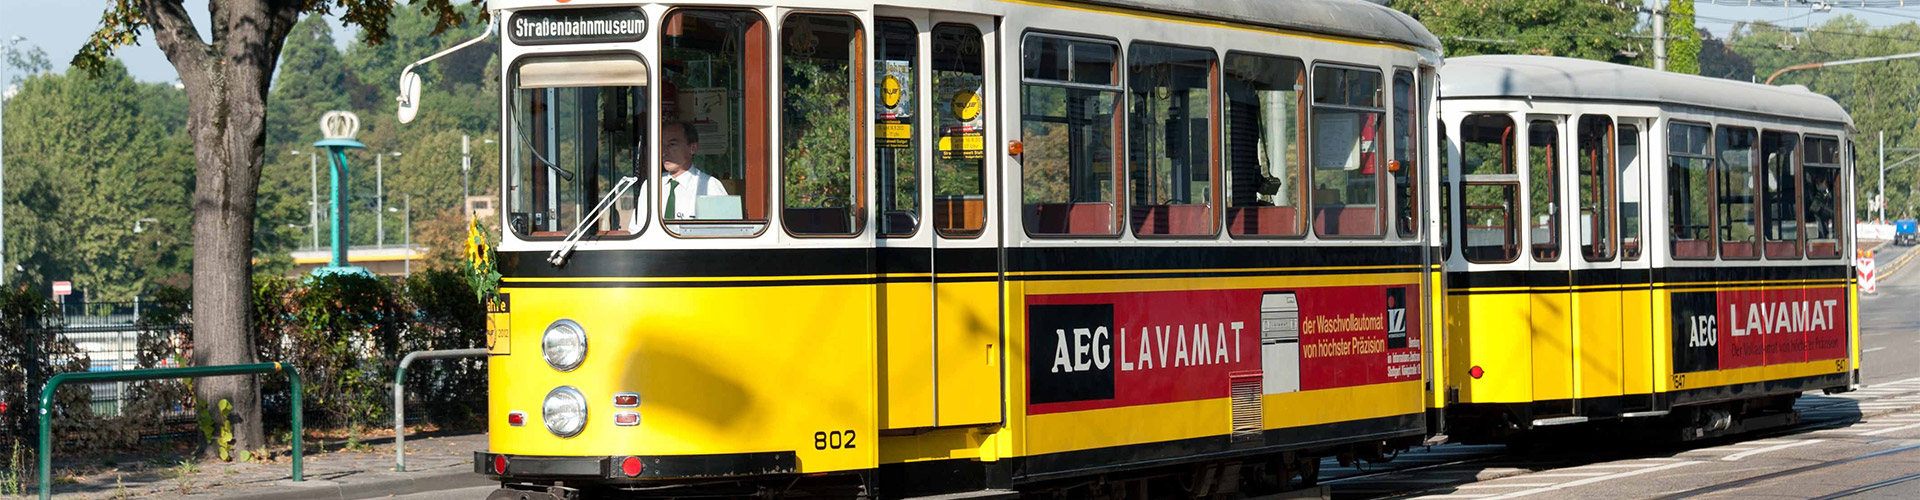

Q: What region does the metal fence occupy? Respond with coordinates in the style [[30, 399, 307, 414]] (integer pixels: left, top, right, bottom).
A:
[[43, 298, 194, 421]]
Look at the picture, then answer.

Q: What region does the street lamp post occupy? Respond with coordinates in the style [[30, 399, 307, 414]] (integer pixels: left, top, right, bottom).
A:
[[463, 134, 471, 225], [376, 151, 401, 246], [390, 194, 411, 277], [1, 35, 25, 287], [290, 150, 319, 250]]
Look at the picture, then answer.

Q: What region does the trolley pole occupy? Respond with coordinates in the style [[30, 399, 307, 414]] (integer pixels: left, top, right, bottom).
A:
[[1652, 1, 1667, 72]]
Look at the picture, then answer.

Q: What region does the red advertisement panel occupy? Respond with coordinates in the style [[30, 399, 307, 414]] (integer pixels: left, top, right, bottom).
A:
[[1671, 286, 1849, 373], [1025, 285, 1421, 415]]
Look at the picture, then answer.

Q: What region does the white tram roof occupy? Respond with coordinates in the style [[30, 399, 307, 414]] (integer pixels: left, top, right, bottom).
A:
[[1074, 0, 1441, 50], [1440, 55, 1853, 127]]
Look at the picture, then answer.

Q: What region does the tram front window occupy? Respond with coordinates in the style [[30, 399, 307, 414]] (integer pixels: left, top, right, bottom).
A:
[[507, 54, 649, 238]]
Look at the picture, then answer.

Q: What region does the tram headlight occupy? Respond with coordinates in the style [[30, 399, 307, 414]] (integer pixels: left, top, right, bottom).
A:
[[543, 386, 588, 438], [542, 319, 587, 372]]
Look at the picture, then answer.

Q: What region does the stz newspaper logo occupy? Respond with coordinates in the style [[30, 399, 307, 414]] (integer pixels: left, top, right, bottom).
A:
[[1385, 287, 1408, 349], [1028, 304, 1116, 405]]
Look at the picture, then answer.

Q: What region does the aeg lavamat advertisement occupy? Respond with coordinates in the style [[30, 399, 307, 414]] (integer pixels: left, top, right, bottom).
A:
[[1026, 285, 1422, 415], [1671, 287, 1849, 374]]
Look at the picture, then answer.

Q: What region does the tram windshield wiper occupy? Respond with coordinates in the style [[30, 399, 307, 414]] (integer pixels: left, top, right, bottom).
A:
[[548, 175, 640, 266]]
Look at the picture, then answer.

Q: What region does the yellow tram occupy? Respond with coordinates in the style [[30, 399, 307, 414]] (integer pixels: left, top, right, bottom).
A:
[[462, 0, 1442, 497], [1434, 55, 1860, 441]]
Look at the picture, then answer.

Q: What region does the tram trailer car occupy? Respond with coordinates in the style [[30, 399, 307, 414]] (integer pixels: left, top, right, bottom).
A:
[[471, 0, 1444, 498], [1434, 55, 1861, 443]]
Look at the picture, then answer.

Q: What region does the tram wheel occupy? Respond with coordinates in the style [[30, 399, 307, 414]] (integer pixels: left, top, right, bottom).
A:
[[1295, 457, 1321, 487]]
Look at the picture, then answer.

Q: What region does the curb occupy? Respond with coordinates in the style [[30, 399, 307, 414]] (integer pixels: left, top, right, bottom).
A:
[[207, 469, 492, 500]]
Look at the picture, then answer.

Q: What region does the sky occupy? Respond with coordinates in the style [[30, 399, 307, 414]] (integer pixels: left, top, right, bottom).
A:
[[2, 1, 1920, 83]]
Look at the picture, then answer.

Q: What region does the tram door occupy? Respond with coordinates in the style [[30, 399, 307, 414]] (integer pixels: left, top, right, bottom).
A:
[[1525, 116, 1578, 415], [1615, 120, 1657, 409], [875, 11, 1004, 429], [1571, 115, 1625, 418]]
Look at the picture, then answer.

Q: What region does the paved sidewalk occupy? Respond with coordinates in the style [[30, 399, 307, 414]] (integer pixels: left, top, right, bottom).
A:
[[39, 432, 493, 500]]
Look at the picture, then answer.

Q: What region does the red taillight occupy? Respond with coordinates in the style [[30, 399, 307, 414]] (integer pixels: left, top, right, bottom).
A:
[[493, 455, 508, 475], [613, 393, 640, 407], [620, 456, 644, 477], [1469, 366, 1485, 379], [614, 411, 641, 426], [507, 411, 526, 426]]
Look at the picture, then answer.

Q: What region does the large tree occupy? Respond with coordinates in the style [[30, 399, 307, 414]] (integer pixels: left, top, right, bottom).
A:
[[1390, 0, 1648, 65], [74, 0, 481, 454]]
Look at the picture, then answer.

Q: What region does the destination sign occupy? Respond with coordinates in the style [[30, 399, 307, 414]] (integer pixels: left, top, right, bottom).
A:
[[511, 8, 647, 45]]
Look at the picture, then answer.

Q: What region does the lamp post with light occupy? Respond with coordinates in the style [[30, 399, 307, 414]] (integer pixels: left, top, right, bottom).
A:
[[315, 111, 371, 276], [376, 151, 401, 246], [289, 150, 319, 250]]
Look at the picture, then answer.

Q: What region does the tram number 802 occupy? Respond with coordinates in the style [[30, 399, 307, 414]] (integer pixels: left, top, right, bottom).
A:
[[814, 430, 857, 450]]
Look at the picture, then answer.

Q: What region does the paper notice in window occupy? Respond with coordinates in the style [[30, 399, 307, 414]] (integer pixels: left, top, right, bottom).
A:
[[678, 87, 730, 155]]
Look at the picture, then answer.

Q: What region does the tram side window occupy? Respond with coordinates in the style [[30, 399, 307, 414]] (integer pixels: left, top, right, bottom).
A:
[[1578, 116, 1614, 261], [1529, 120, 1560, 262], [507, 54, 649, 239], [1310, 65, 1384, 237], [1619, 124, 1643, 261], [876, 19, 918, 236], [1762, 131, 1802, 259], [1021, 34, 1122, 236], [1392, 70, 1418, 238], [1717, 126, 1759, 259], [1804, 136, 1844, 258], [1460, 114, 1519, 263], [933, 24, 990, 237], [661, 9, 769, 233], [782, 14, 867, 236], [1128, 43, 1217, 236], [1669, 122, 1713, 259], [1223, 52, 1305, 238]]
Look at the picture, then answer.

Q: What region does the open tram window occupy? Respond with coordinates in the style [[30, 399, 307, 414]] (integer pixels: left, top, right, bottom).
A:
[[660, 9, 769, 235], [1310, 64, 1384, 238], [1619, 124, 1643, 261], [1020, 33, 1121, 236], [1528, 120, 1560, 262], [1127, 43, 1217, 237], [1668, 122, 1713, 260], [876, 18, 918, 237], [1578, 115, 1615, 262], [781, 14, 866, 236], [1717, 126, 1759, 259], [932, 24, 989, 237], [1392, 69, 1418, 238], [507, 54, 650, 239], [1223, 52, 1305, 238], [1762, 131, 1802, 259], [1804, 136, 1844, 258], [1460, 114, 1519, 263]]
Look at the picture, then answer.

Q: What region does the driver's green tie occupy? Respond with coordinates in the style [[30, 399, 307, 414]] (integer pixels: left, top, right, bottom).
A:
[[665, 178, 680, 218]]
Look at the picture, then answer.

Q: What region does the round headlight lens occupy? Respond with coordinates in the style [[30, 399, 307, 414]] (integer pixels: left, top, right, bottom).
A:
[[543, 386, 588, 438], [542, 319, 587, 372]]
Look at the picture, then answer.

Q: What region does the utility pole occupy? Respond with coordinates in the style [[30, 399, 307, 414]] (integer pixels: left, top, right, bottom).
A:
[[292, 150, 319, 249], [1882, 131, 1888, 224], [0, 36, 21, 287], [1652, 1, 1667, 72], [376, 151, 401, 246], [463, 134, 472, 225], [403, 194, 411, 277]]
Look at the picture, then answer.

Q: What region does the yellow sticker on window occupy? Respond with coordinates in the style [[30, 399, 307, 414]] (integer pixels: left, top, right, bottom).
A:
[[951, 90, 982, 122]]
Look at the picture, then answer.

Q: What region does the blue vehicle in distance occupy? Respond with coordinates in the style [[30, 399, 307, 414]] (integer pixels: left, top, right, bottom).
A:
[[1897, 218, 1918, 246]]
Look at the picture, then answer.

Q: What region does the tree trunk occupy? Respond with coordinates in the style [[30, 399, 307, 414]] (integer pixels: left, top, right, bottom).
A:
[[141, 0, 301, 457]]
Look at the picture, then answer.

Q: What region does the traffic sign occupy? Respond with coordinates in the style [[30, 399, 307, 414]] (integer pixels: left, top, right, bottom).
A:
[[1859, 251, 1878, 294], [51, 281, 71, 297]]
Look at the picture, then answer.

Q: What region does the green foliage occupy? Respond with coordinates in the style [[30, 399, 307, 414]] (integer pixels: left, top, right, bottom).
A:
[[400, 269, 489, 426], [1666, 1, 1702, 74], [782, 58, 858, 208], [254, 274, 405, 429], [1390, 0, 1647, 65], [196, 398, 234, 461]]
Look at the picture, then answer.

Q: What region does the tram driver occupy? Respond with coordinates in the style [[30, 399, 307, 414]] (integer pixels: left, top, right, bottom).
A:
[[660, 121, 731, 220]]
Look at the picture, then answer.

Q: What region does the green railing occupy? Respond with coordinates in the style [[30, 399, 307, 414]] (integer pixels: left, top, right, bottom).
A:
[[37, 362, 303, 500]]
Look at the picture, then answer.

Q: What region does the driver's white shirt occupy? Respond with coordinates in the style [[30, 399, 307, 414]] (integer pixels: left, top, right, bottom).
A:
[[665, 167, 729, 219]]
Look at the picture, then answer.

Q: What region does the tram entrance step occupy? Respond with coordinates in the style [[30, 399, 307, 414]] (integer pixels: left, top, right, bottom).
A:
[[1532, 416, 1591, 427], [1248, 485, 1332, 500], [901, 489, 1018, 500]]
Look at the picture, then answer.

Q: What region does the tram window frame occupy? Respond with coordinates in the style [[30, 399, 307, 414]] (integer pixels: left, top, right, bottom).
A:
[[875, 17, 920, 238], [1528, 119, 1561, 262], [1761, 130, 1803, 259], [1577, 115, 1616, 262], [1716, 125, 1760, 260], [1459, 113, 1520, 264], [1222, 51, 1307, 239], [1668, 121, 1715, 260], [1126, 42, 1220, 238], [1440, 121, 1453, 259], [1618, 124, 1643, 261], [505, 52, 651, 241], [931, 23, 991, 238], [1803, 135, 1845, 259], [1308, 63, 1386, 239], [1392, 68, 1419, 239], [779, 12, 868, 237], [1019, 31, 1124, 238], [659, 8, 772, 238]]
